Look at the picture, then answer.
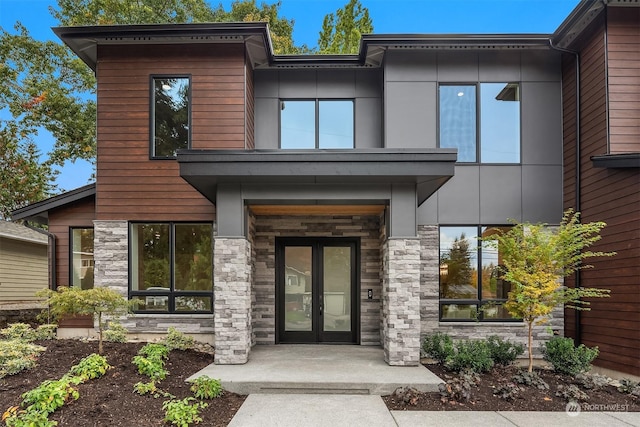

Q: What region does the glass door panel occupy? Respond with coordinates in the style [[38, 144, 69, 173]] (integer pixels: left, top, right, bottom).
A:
[[322, 246, 351, 332], [284, 246, 312, 332]]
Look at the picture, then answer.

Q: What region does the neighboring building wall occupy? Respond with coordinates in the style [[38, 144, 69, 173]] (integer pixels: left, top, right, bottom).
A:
[[607, 8, 640, 154], [253, 69, 383, 149], [563, 12, 640, 376], [251, 214, 382, 346], [48, 196, 96, 287], [418, 226, 562, 356], [0, 237, 47, 303]]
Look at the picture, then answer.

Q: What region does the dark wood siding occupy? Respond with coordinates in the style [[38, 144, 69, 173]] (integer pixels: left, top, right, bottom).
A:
[[245, 55, 255, 149], [607, 7, 640, 154], [563, 14, 640, 377], [48, 196, 96, 288], [95, 44, 248, 220]]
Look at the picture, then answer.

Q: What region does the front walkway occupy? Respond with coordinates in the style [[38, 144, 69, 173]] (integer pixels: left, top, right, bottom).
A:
[[229, 395, 640, 427], [187, 345, 442, 395]]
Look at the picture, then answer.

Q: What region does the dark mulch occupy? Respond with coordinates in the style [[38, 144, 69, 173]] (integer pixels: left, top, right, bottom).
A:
[[384, 363, 640, 412], [0, 340, 245, 426]]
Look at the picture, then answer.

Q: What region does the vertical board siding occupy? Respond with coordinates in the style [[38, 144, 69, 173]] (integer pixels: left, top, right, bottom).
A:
[[48, 196, 96, 288], [607, 8, 640, 153], [95, 44, 248, 220], [0, 239, 48, 302], [562, 15, 640, 377]]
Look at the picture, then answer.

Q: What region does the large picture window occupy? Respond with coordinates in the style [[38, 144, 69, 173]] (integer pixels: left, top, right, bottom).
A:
[[280, 99, 354, 149], [439, 83, 520, 163], [439, 225, 516, 321], [70, 228, 94, 290], [130, 223, 212, 313], [151, 76, 191, 158]]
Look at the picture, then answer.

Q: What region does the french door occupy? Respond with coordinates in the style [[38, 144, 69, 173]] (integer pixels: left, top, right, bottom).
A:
[[276, 238, 358, 343]]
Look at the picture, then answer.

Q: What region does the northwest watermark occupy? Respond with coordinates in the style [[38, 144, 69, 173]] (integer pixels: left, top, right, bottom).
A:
[[566, 401, 630, 417]]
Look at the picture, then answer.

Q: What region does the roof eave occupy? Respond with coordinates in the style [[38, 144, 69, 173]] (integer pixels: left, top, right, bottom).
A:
[[11, 183, 96, 223]]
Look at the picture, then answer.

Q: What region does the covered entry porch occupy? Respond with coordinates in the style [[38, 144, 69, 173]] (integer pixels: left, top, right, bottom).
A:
[[188, 344, 442, 395], [178, 149, 456, 366]]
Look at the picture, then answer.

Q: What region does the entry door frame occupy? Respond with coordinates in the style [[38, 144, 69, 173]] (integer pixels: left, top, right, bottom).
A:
[[275, 237, 360, 344]]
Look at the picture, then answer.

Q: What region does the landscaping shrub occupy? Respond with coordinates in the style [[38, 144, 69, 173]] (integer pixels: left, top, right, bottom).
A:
[[21, 376, 80, 415], [0, 323, 56, 342], [512, 370, 549, 390], [556, 384, 589, 402], [0, 340, 46, 378], [69, 354, 111, 381], [133, 343, 169, 381], [543, 336, 598, 376], [104, 321, 128, 343], [575, 373, 610, 390], [445, 340, 494, 373], [618, 379, 640, 397], [162, 397, 207, 427], [188, 375, 223, 399], [438, 370, 480, 403], [422, 332, 454, 364], [493, 381, 522, 401], [486, 335, 524, 366], [163, 327, 195, 351]]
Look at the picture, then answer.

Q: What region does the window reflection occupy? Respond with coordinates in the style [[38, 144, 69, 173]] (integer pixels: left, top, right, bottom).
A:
[[439, 85, 476, 162], [481, 83, 520, 163], [153, 77, 190, 157], [439, 227, 478, 299], [71, 228, 94, 290], [280, 101, 315, 149], [280, 100, 354, 149]]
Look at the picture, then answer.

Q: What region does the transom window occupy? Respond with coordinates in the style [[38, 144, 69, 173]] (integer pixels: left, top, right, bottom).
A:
[[439, 225, 516, 321], [129, 223, 212, 313], [70, 228, 94, 290], [280, 99, 354, 149], [439, 83, 520, 163], [151, 76, 191, 158]]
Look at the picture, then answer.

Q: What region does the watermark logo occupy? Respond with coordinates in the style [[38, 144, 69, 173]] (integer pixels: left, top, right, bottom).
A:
[[566, 401, 581, 417]]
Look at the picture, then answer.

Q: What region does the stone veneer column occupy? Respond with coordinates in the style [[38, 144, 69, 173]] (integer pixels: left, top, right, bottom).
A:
[[382, 237, 421, 366], [214, 237, 252, 365], [93, 220, 129, 296]]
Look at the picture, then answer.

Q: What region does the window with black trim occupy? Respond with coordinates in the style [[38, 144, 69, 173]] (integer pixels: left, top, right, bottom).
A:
[[439, 225, 516, 321], [70, 228, 94, 290], [280, 99, 354, 149], [151, 76, 191, 158], [129, 223, 212, 313], [439, 83, 520, 163]]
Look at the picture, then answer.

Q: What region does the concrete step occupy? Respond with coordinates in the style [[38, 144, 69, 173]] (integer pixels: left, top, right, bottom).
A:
[[187, 345, 443, 395]]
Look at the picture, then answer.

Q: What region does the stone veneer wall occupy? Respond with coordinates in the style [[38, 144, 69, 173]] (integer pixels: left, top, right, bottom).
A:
[[213, 237, 252, 364], [381, 237, 421, 366], [252, 215, 382, 345], [93, 220, 214, 338], [418, 225, 563, 357]]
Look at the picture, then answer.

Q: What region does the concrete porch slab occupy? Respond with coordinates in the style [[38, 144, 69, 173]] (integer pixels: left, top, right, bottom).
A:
[[187, 345, 442, 395]]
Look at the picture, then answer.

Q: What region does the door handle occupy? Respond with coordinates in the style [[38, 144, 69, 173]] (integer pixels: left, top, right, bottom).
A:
[[319, 296, 323, 316]]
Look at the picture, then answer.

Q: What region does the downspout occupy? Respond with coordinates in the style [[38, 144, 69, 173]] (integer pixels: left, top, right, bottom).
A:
[[548, 39, 582, 344]]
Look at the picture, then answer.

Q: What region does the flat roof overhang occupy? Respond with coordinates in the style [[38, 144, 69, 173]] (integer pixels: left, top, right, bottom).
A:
[[177, 149, 457, 206]]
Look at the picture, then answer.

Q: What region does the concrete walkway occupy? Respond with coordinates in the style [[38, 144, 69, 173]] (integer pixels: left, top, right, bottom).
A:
[[229, 395, 640, 427], [188, 345, 442, 395]]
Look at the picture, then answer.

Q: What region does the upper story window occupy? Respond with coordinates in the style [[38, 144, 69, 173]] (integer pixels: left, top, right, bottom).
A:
[[280, 99, 354, 149], [439, 225, 517, 321], [151, 76, 191, 158], [439, 83, 520, 163]]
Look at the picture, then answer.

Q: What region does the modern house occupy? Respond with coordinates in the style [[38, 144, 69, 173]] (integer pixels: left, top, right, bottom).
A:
[[12, 0, 638, 375], [0, 221, 49, 312]]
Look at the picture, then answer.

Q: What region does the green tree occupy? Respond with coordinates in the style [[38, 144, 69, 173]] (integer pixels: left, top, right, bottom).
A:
[[0, 124, 56, 219], [439, 234, 474, 299], [484, 210, 614, 372], [318, 0, 373, 54], [37, 286, 136, 354]]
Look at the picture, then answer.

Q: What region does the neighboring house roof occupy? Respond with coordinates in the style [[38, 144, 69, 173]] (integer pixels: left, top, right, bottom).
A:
[[0, 221, 48, 245], [11, 183, 96, 223]]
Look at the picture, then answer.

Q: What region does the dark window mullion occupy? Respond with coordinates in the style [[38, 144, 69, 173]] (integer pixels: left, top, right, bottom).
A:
[[315, 99, 320, 149], [169, 222, 176, 312]]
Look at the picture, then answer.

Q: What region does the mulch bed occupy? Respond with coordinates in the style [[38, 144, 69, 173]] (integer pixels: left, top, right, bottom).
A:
[[384, 363, 640, 412], [0, 340, 245, 426]]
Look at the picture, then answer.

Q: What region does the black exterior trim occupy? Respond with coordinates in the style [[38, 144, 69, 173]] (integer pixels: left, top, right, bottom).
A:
[[591, 153, 640, 168], [11, 183, 96, 223]]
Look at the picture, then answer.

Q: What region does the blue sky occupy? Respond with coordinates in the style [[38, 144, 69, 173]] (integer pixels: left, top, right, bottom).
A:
[[0, 0, 580, 192]]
